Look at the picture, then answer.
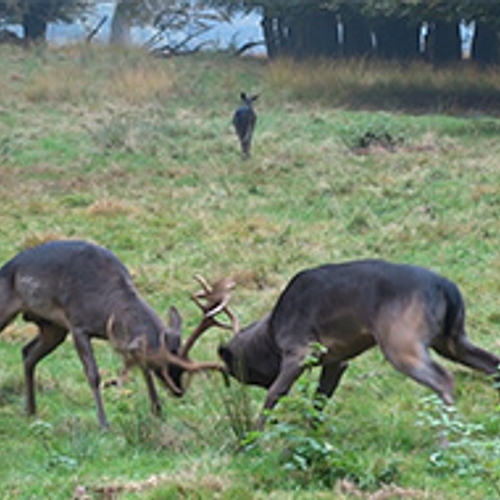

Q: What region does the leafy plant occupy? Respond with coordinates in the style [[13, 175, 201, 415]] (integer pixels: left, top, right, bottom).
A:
[[418, 395, 500, 496], [30, 420, 78, 471], [248, 377, 400, 490]]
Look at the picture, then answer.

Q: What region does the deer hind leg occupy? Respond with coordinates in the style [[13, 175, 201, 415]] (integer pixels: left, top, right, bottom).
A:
[[314, 361, 349, 411], [72, 328, 108, 428], [433, 334, 500, 396], [432, 333, 500, 376], [381, 339, 455, 405], [22, 321, 68, 415]]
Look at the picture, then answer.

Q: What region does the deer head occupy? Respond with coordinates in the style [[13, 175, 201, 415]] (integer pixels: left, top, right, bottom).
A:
[[109, 275, 238, 397]]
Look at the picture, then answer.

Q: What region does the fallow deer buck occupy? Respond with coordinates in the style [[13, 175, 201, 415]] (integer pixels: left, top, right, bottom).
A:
[[233, 92, 258, 158], [0, 240, 227, 428], [217, 260, 500, 427]]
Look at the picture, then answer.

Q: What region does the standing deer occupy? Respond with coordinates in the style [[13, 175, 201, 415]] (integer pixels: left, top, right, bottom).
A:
[[233, 92, 258, 158], [217, 260, 500, 427], [0, 240, 225, 428]]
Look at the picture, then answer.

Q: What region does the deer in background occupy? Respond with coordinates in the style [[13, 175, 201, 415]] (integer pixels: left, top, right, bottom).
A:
[[233, 92, 258, 158], [217, 260, 500, 428], [0, 240, 227, 428]]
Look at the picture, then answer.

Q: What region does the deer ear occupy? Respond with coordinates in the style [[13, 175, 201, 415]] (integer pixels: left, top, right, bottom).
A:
[[167, 306, 182, 333], [164, 306, 182, 353], [251, 94, 259, 102], [240, 92, 247, 101]]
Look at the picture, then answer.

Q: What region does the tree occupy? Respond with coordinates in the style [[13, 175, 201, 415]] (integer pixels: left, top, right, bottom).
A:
[[108, 0, 232, 53], [472, 22, 500, 65], [206, 0, 480, 64], [109, 0, 133, 45], [0, 0, 93, 42], [373, 15, 420, 60], [462, 3, 500, 65]]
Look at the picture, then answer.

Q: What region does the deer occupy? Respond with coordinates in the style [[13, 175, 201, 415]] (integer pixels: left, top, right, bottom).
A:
[[216, 260, 500, 428], [232, 92, 258, 158], [0, 239, 228, 428]]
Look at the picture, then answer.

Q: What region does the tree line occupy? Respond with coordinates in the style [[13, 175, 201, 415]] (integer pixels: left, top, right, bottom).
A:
[[1, 0, 499, 65], [224, 0, 500, 64]]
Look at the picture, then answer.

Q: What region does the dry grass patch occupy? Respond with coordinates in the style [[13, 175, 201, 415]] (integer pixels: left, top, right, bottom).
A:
[[108, 65, 175, 105], [22, 46, 176, 107], [73, 470, 231, 500], [86, 198, 142, 217]]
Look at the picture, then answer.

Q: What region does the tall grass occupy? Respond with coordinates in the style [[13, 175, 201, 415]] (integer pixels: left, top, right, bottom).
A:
[[0, 44, 500, 499], [267, 57, 500, 113]]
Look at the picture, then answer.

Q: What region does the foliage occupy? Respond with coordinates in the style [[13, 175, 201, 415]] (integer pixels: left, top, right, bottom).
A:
[[245, 377, 401, 491], [418, 395, 500, 497], [0, 0, 92, 26], [210, 0, 500, 22], [109, 0, 233, 51]]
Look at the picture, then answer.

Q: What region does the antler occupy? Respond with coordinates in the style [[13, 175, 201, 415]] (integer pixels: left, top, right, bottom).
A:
[[106, 314, 185, 396], [179, 275, 239, 360], [107, 276, 237, 396], [138, 334, 226, 394]]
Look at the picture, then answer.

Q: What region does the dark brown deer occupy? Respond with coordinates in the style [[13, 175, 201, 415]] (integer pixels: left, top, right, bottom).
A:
[[217, 260, 500, 427], [0, 240, 226, 428], [233, 92, 258, 158]]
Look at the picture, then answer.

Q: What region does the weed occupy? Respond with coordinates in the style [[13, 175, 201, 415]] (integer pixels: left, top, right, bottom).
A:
[[418, 395, 500, 496], [30, 420, 79, 471], [247, 378, 400, 490]]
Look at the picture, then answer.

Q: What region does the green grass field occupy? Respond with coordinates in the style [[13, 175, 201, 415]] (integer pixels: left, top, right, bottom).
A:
[[0, 45, 500, 499]]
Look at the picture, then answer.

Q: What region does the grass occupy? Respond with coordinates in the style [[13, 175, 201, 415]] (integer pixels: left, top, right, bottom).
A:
[[0, 44, 500, 499]]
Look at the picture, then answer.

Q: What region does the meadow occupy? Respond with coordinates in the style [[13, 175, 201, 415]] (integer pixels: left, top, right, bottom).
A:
[[0, 44, 500, 499]]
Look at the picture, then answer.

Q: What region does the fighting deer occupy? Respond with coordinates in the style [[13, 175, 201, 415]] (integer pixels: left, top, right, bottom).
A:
[[0, 240, 227, 428], [217, 260, 500, 427], [233, 92, 258, 158]]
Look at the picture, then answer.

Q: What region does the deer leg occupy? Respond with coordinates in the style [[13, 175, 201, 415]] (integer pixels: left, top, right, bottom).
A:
[[22, 322, 68, 415], [258, 350, 308, 428], [72, 329, 108, 428], [432, 334, 500, 393], [433, 334, 500, 375], [141, 368, 162, 417], [314, 361, 349, 411], [0, 279, 21, 332], [382, 340, 455, 405]]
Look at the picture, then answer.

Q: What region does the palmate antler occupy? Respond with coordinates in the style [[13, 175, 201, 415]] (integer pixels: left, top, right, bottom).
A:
[[180, 274, 240, 359]]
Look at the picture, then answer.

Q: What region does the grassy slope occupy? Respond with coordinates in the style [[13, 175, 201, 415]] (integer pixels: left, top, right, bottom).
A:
[[0, 45, 499, 499]]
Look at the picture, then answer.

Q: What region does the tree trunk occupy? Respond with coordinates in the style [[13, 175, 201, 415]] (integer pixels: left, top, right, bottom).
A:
[[304, 10, 339, 58], [374, 16, 420, 60], [472, 22, 500, 65], [22, 10, 47, 42], [429, 21, 461, 64], [342, 12, 372, 58], [262, 7, 338, 59], [261, 15, 277, 58], [109, 1, 132, 46], [261, 7, 291, 58]]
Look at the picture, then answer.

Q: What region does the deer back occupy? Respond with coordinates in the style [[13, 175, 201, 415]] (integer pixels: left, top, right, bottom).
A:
[[3, 240, 180, 350]]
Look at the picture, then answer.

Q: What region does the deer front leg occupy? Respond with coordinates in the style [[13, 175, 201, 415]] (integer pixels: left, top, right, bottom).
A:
[[257, 351, 307, 428], [72, 329, 109, 428], [22, 322, 68, 416], [141, 368, 162, 417]]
